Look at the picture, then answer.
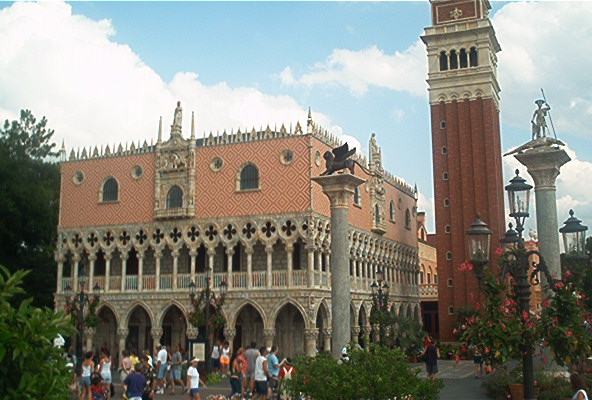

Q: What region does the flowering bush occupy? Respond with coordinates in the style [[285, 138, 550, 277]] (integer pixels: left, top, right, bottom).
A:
[[186, 287, 227, 331], [64, 292, 100, 328], [457, 248, 592, 367]]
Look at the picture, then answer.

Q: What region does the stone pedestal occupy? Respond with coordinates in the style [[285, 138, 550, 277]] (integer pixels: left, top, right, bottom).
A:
[[312, 173, 365, 358], [515, 146, 571, 282]]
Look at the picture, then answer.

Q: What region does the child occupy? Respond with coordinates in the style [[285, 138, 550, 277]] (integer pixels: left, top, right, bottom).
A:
[[91, 373, 108, 400]]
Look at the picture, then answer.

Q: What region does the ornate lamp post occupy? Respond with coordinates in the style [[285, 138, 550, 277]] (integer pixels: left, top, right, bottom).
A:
[[189, 275, 228, 374], [370, 267, 389, 345], [64, 266, 101, 374], [466, 170, 551, 400], [560, 209, 588, 260]]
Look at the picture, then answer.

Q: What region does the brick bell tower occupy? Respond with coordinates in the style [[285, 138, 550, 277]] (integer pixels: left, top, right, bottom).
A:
[[421, 0, 505, 341]]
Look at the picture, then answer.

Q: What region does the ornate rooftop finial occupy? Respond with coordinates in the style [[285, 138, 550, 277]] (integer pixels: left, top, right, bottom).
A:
[[157, 116, 163, 143], [307, 107, 314, 134]]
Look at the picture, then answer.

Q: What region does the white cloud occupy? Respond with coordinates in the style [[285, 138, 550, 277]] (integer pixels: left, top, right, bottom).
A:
[[493, 2, 592, 139], [0, 2, 355, 152], [280, 42, 427, 97], [416, 191, 435, 233]]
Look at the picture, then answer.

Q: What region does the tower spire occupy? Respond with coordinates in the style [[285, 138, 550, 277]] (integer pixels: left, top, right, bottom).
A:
[[191, 111, 195, 139], [157, 116, 163, 144]]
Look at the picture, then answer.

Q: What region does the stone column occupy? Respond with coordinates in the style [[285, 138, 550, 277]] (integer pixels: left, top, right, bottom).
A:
[[155, 250, 162, 291], [322, 329, 332, 353], [515, 146, 571, 281], [137, 251, 144, 291], [151, 327, 163, 353], [85, 327, 96, 354], [246, 247, 253, 289], [350, 326, 361, 343], [117, 328, 129, 363], [56, 253, 64, 293], [88, 253, 96, 292], [189, 249, 197, 282], [304, 328, 319, 356], [372, 326, 380, 344], [72, 254, 80, 292], [316, 250, 323, 285], [120, 253, 128, 292], [286, 243, 293, 287], [306, 245, 315, 288], [172, 249, 179, 290], [362, 325, 372, 347], [208, 249, 215, 277], [265, 245, 273, 289], [105, 253, 112, 292], [324, 251, 331, 274], [263, 328, 276, 348], [224, 327, 237, 349], [312, 174, 364, 358], [226, 248, 234, 289]]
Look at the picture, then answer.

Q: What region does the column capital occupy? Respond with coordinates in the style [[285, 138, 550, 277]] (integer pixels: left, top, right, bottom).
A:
[[223, 327, 237, 339], [150, 327, 163, 339], [322, 328, 332, 337], [136, 251, 145, 259], [265, 244, 274, 254], [85, 327, 97, 336], [312, 174, 365, 209], [189, 248, 198, 257], [187, 327, 199, 340], [304, 328, 319, 340], [245, 246, 254, 255], [117, 328, 129, 338], [88, 253, 97, 262], [72, 253, 81, 262], [515, 146, 571, 189], [171, 249, 180, 258], [104, 252, 113, 261], [350, 327, 361, 337], [263, 328, 276, 339], [226, 248, 235, 256]]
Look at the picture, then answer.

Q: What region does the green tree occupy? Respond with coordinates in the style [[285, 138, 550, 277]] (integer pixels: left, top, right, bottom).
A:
[[0, 266, 75, 400], [0, 110, 60, 307], [288, 344, 443, 400]]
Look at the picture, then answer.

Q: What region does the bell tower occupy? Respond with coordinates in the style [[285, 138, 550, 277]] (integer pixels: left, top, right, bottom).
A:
[[421, 0, 505, 340]]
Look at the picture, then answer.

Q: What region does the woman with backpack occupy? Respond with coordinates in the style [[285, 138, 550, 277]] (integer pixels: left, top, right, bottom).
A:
[[278, 358, 295, 400]]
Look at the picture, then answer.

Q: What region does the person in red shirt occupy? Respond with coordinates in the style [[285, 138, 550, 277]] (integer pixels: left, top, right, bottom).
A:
[[278, 358, 295, 400]]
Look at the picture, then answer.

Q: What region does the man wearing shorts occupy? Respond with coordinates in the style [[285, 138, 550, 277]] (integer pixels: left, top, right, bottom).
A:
[[245, 342, 259, 395], [186, 358, 207, 400], [253, 347, 270, 400], [155, 344, 168, 394]]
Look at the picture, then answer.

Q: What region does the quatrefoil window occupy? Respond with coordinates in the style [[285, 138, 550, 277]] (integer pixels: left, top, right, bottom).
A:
[[261, 221, 276, 238], [120, 231, 131, 246], [170, 227, 182, 243], [223, 224, 237, 240], [187, 226, 200, 242], [242, 223, 256, 239], [282, 220, 296, 236], [136, 230, 147, 245], [87, 232, 98, 248], [153, 229, 164, 244], [72, 233, 83, 248], [205, 225, 218, 241], [103, 232, 115, 246]]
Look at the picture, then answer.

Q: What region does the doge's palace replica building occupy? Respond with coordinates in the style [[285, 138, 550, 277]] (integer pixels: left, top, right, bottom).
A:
[[54, 103, 420, 358]]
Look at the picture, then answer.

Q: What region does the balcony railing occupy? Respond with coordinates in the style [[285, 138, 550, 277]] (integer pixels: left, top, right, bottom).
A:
[[58, 270, 419, 295], [420, 283, 438, 298]]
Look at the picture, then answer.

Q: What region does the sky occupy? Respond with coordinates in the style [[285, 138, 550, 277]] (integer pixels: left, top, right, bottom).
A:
[[0, 0, 591, 237]]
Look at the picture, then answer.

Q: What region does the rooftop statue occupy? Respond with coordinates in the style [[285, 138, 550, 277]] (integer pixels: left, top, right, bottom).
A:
[[321, 142, 357, 175]]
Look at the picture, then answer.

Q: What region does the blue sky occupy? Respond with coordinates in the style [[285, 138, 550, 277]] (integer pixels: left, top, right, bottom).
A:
[[0, 1, 590, 234]]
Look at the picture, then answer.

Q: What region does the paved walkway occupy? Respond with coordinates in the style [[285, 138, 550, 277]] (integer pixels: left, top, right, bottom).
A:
[[115, 360, 489, 400]]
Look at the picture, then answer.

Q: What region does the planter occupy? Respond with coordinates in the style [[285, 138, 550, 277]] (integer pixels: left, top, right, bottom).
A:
[[508, 383, 524, 400]]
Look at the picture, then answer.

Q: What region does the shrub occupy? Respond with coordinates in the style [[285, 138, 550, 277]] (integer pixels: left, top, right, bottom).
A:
[[482, 366, 572, 400], [0, 267, 75, 399], [288, 344, 443, 400]]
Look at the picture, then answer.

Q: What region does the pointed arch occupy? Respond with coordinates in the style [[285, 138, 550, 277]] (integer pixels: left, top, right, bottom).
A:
[[315, 299, 330, 328], [156, 301, 189, 328], [270, 297, 309, 328], [96, 301, 121, 327], [230, 299, 267, 329], [123, 301, 155, 327]]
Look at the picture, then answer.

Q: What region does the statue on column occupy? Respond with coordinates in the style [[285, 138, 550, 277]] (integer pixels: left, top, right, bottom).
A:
[[531, 99, 551, 140], [369, 133, 383, 172]]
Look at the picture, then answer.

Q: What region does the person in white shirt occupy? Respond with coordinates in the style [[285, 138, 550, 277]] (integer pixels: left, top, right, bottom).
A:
[[186, 358, 207, 400], [253, 347, 270, 400], [155, 344, 168, 394]]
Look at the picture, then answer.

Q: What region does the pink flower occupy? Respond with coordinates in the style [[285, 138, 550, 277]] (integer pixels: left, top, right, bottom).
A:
[[554, 281, 565, 289], [495, 247, 503, 256], [453, 329, 458, 334], [485, 347, 490, 353], [501, 323, 507, 331], [565, 270, 572, 277], [567, 331, 573, 337]]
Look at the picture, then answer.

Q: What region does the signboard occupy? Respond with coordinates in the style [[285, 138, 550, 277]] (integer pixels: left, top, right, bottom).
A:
[[189, 339, 205, 362]]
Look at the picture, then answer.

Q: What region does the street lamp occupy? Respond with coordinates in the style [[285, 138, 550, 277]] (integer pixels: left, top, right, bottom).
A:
[[188, 274, 228, 374], [560, 209, 588, 259], [369, 267, 389, 345], [466, 170, 552, 400], [63, 265, 101, 374]]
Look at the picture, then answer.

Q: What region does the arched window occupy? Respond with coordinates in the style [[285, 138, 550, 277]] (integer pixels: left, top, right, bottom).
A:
[[354, 186, 361, 206], [405, 209, 411, 228], [240, 164, 259, 190], [439, 51, 448, 71], [375, 204, 381, 223], [102, 177, 118, 202], [449, 50, 458, 70], [389, 200, 395, 221], [459, 48, 468, 68], [166, 185, 183, 209], [469, 47, 478, 67]]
